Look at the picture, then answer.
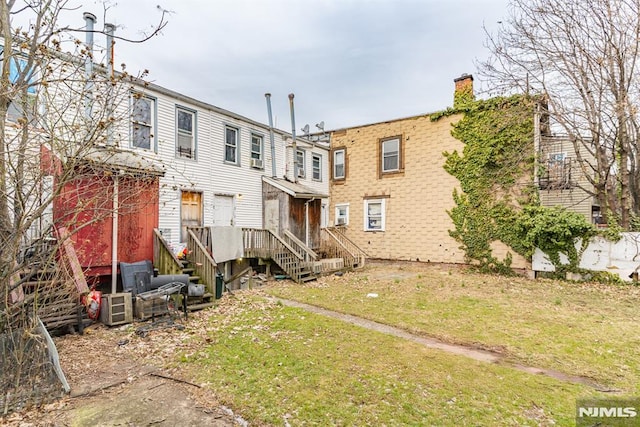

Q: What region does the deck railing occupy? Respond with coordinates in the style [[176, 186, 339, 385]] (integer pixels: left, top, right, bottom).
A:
[[187, 226, 211, 252], [243, 228, 306, 281], [186, 229, 217, 295], [321, 227, 367, 269], [153, 229, 183, 276], [282, 230, 318, 263]]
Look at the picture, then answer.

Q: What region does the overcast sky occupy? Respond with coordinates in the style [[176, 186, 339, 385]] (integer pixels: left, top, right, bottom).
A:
[[78, 0, 510, 132]]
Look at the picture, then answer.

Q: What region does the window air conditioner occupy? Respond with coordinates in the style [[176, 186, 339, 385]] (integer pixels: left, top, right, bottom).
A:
[[336, 217, 346, 225], [250, 158, 263, 169], [297, 168, 306, 178]]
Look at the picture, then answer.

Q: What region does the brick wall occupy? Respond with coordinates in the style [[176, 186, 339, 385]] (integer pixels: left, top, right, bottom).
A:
[[329, 114, 528, 268]]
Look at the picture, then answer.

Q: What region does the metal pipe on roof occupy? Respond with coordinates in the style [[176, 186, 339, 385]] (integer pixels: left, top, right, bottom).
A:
[[105, 23, 115, 146], [265, 93, 277, 178], [288, 93, 298, 183], [83, 12, 96, 120]]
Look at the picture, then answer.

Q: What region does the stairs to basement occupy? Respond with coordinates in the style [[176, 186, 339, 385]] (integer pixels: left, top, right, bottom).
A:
[[180, 259, 215, 312]]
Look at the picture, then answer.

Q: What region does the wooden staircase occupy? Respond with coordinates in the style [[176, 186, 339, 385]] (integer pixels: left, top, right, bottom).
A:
[[243, 228, 318, 283], [153, 229, 216, 312]]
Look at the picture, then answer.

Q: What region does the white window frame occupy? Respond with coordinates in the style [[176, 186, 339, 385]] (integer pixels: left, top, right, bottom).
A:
[[250, 133, 264, 166], [333, 149, 345, 179], [335, 203, 349, 226], [312, 153, 322, 181], [296, 149, 306, 178], [382, 137, 400, 173], [364, 199, 386, 231], [176, 106, 196, 159], [130, 93, 156, 151], [224, 125, 239, 165]]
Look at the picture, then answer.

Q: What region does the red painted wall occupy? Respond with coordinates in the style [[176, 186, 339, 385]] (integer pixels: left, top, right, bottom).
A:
[[53, 171, 159, 279]]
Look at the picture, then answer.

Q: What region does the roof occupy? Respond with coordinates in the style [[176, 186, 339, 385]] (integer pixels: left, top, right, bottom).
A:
[[263, 176, 328, 199], [82, 148, 165, 177]]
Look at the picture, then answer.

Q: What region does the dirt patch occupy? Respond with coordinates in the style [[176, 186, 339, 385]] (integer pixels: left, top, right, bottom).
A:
[[1, 319, 240, 427]]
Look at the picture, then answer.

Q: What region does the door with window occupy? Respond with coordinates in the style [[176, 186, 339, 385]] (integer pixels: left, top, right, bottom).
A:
[[214, 195, 235, 226], [181, 191, 202, 241]]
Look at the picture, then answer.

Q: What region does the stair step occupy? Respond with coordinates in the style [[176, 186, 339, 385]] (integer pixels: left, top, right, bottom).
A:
[[187, 301, 215, 312], [189, 276, 200, 283], [182, 267, 195, 274], [187, 293, 213, 301], [300, 275, 317, 283]]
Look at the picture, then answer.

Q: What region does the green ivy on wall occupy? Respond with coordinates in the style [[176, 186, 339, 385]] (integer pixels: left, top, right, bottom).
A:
[[432, 94, 596, 275]]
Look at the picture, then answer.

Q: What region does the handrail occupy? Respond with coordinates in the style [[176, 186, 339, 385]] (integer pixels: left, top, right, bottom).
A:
[[282, 230, 318, 262], [243, 228, 307, 282], [187, 226, 211, 252], [186, 229, 217, 295], [321, 227, 367, 269], [153, 229, 183, 275]]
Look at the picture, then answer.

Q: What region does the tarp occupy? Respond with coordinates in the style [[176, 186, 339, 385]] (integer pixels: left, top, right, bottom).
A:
[[211, 226, 244, 262]]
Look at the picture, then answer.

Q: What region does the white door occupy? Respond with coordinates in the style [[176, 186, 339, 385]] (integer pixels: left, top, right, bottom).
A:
[[214, 195, 235, 226]]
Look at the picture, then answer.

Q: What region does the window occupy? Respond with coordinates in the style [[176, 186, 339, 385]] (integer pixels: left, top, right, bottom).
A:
[[333, 149, 345, 180], [225, 126, 239, 164], [176, 107, 196, 159], [296, 149, 306, 178], [5, 53, 36, 94], [364, 199, 385, 231], [312, 154, 322, 181], [131, 93, 155, 151], [381, 136, 401, 173], [5, 53, 37, 123], [335, 203, 349, 226], [250, 134, 263, 168], [539, 152, 572, 190]]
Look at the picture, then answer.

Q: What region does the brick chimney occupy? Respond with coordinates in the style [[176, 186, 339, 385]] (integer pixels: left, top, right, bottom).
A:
[[453, 74, 474, 108]]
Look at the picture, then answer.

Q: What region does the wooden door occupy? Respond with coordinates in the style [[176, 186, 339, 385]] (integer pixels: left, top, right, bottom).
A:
[[181, 191, 202, 241]]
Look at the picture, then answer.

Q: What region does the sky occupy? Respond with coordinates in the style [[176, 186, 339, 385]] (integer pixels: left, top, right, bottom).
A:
[[74, 0, 510, 132]]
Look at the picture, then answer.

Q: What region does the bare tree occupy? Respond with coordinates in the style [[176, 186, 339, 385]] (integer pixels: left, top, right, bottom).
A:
[[0, 0, 167, 413], [480, 0, 640, 228]]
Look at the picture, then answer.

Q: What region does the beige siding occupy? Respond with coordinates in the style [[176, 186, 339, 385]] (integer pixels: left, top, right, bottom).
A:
[[538, 136, 596, 223], [330, 114, 528, 268]]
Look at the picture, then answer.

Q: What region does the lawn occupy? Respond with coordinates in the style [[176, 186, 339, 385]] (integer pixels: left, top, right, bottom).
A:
[[170, 262, 638, 425], [265, 262, 640, 393], [181, 294, 590, 426]]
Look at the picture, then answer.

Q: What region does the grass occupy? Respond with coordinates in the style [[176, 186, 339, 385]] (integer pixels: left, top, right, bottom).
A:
[[181, 295, 592, 426], [265, 263, 640, 393]]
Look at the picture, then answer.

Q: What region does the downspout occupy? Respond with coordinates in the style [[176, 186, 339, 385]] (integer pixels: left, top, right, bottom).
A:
[[288, 94, 298, 183], [106, 23, 119, 293], [111, 174, 119, 294], [304, 197, 317, 251], [265, 93, 277, 178], [83, 12, 96, 120]]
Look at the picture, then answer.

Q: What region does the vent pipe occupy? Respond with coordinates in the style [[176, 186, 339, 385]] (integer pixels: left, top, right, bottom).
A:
[[83, 12, 96, 120], [105, 23, 115, 146], [265, 93, 277, 178], [288, 93, 298, 183]]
